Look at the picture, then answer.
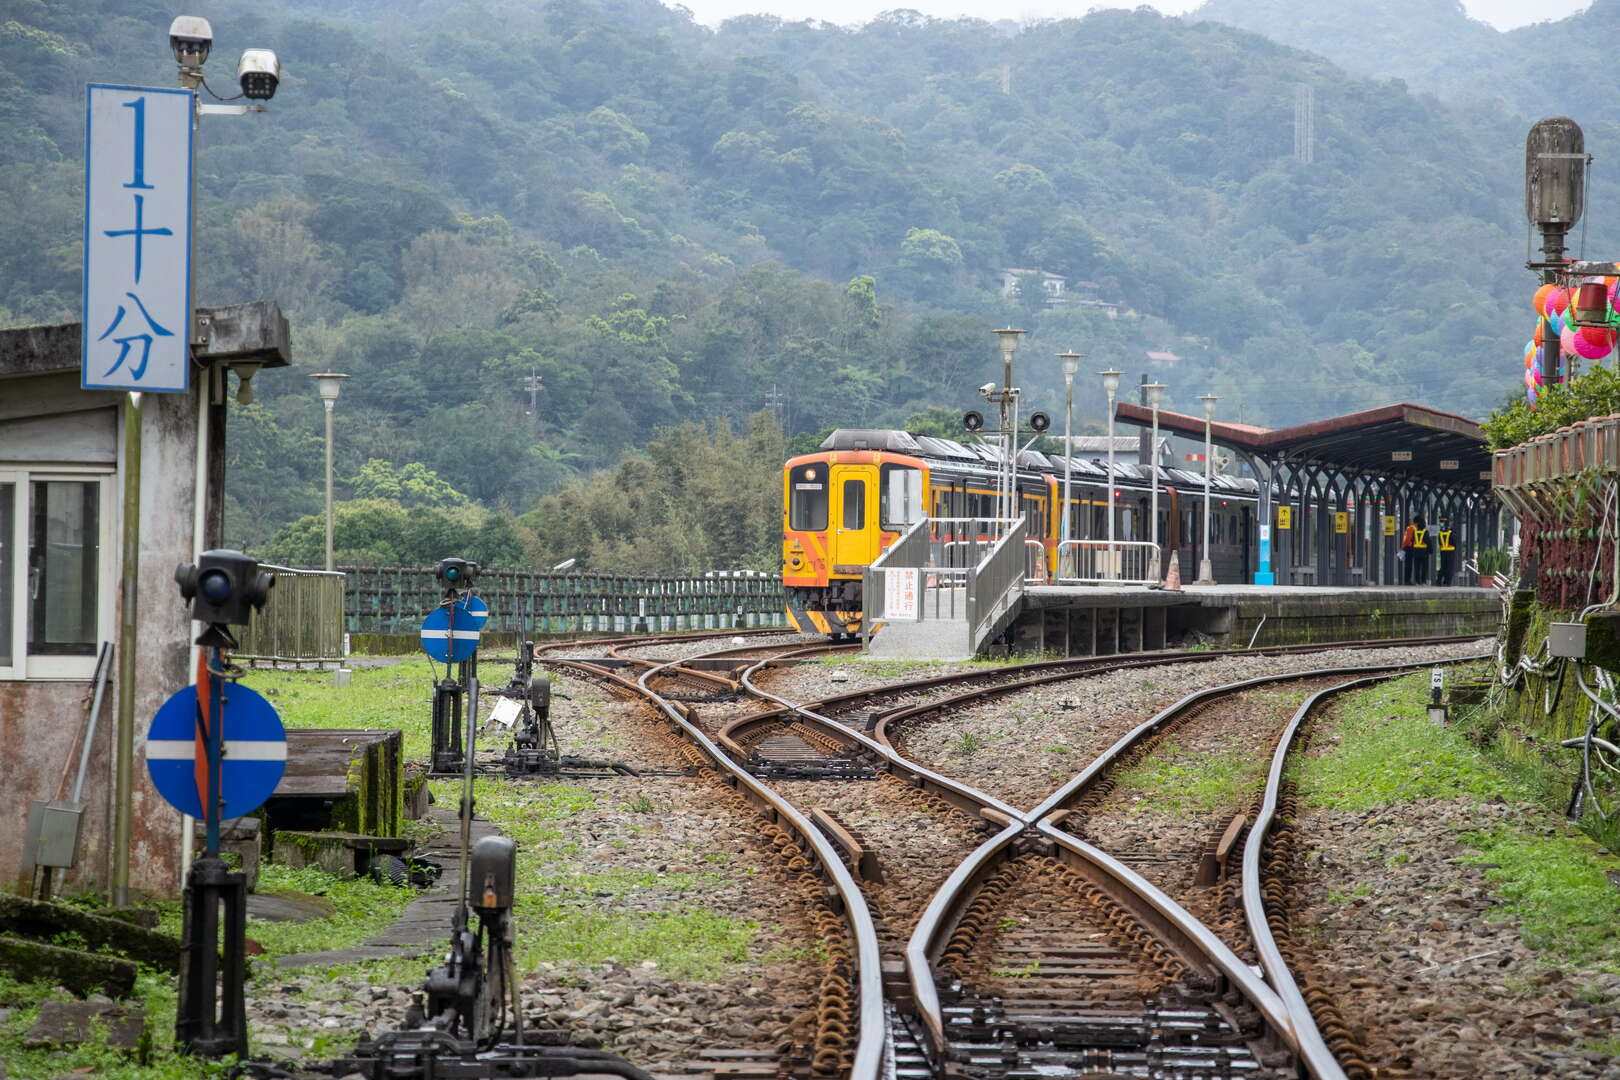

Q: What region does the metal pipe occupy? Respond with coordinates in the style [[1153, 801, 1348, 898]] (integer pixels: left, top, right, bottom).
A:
[[113, 392, 142, 906], [1106, 388, 1116, 574], [1149, 399, 1160, 576], [323, 398, 335, 572], [72, 644, 115, 804]]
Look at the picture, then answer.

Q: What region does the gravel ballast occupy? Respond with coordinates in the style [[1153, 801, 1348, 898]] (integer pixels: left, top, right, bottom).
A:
[[896, 641, 1493, 810]]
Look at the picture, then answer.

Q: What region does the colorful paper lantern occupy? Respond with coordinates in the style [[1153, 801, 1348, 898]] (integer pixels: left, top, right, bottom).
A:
[[1534, 283, 1558, 316], [1577, 324, 1614, 348], [1549, 288, 1570, 315], [1574, 331, 1612, 360], [1561, 325, 1579, 354]]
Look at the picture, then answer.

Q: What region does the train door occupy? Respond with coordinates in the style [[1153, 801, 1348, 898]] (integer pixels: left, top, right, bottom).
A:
[[829, 465, 876, 569]]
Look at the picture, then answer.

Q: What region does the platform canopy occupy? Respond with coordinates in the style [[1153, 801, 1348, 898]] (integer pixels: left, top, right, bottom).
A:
[[1114, 401, 1491, 491]]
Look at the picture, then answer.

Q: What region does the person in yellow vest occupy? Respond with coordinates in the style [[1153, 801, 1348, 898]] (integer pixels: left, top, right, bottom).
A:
[[1400, 513, 1428, 585], [1435, 517, 1456, 586]]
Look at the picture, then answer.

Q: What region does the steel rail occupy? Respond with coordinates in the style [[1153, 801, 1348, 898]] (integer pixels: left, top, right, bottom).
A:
[[1239, 674, 1404, 1080], [1238, 658, 1489, 1079], [730, 635, 1488, 750], [632, 656, 887, 1080], [737, 661, 1026, 824], [547, 650, 885, 1080], [1024, 658, 1477, 824]]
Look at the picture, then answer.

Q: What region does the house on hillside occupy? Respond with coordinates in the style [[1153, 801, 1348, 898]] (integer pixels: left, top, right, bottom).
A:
[[1000, 268, 1068, 305]]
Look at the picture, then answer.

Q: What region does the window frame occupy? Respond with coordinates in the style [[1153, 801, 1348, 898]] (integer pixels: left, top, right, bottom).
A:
[[0, 466, 115, 682], [788, 464, 829, 533]]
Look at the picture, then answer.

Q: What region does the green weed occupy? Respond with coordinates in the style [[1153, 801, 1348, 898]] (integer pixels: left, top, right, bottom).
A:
[[1294, 675, 1531, 812], [1113, 744, 1265, 815], [1460, 827, 1620, 970], [953, 732, 988, 756]]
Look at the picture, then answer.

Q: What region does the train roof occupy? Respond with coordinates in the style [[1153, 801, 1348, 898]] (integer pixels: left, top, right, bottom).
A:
[[819, 428, 1260, 495]]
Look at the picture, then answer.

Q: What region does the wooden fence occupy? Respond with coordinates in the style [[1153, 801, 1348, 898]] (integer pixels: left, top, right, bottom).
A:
[[339, 567, 788, 634], [236, 565, 347, 664]]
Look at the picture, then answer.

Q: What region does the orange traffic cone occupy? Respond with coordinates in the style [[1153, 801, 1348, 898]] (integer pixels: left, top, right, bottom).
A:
[[1161, 550, 1182, 592]]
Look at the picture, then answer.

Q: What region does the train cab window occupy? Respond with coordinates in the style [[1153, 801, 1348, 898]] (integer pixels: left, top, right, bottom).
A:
[[880, 465, 923, 529], [843, 480, 866, 530], [789, 464, 828, 531]]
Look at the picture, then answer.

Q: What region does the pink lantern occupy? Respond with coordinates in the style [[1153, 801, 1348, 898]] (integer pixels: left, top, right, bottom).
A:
[[1574, 332, 1612, 360], [1561, 325, 1579, 355], [1548, 287, 1570, 315], [1578, 324, 1614, 348]]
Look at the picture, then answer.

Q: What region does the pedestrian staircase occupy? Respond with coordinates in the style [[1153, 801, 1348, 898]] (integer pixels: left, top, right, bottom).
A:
[[864, 518, 1026, 661]]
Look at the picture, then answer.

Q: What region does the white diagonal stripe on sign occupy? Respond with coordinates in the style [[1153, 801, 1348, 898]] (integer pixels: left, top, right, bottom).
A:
[[147, 739, 287, 761]]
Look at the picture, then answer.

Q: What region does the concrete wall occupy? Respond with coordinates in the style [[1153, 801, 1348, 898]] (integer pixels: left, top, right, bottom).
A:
[[0, 373, 203, 898]]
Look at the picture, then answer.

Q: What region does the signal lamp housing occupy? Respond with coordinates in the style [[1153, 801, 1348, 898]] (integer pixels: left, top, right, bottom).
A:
[[175, 549, 273, 626]]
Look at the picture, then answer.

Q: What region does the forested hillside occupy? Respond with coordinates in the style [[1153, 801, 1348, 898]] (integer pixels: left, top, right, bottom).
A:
[[1192, 0, 1620, 126], [0, 0, 1590, 566]]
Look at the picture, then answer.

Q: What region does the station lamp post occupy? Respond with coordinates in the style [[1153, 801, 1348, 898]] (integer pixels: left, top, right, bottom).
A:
[[1058, 353, 1083, 564], [1099, 368, 1124, 578], [991, 329, 1025, 523], [310, 372, 349, 571], [1144, 382, 1167, 580], [1196, 393, 1219, 584]]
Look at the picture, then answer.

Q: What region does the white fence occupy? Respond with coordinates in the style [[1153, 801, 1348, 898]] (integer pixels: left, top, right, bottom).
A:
[[1054, 540, 1160, 585]]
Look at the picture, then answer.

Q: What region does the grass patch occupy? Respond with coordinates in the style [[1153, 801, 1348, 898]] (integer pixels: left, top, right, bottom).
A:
[[424, 777, 754, 979], [242, 863, 415, 961], [1294, 675, 1534, 812], [0, 968, 214, 1079], [240, 657, 441, 761], [1461, 827, 1620, 971], [1113, 743, 1266, 815]]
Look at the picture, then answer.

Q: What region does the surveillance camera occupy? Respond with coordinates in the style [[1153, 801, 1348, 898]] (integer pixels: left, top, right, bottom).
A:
[[169, 16, 213, 69], [237, 49, 280, 100], [978, 382, 996, 395]]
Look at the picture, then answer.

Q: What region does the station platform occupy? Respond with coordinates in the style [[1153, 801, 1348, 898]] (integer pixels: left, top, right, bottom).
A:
[[1010, 584, 1499, 656]]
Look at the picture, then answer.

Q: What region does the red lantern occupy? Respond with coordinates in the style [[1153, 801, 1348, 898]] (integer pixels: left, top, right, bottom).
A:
[[1573, 279, 1610, 325]]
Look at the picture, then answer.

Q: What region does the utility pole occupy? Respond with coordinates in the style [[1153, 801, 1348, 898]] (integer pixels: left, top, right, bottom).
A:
[[1526, 116, 1588, 385], [523, 368, 542, 432]]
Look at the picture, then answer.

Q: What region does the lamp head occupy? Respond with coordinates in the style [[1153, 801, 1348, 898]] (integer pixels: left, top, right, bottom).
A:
[[1057, 350, 1083, 379], [1098, 368, 1124, 395], [993, 327, 1025, 359], [1145, 382, 1167, 408], [1199, 392, 1219, 419], [310, 371, 349, 405]]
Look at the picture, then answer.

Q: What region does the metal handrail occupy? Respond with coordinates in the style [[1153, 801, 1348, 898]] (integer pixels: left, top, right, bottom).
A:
[[1053, 539, 1159, 585], [967, 519, 1026, 647]]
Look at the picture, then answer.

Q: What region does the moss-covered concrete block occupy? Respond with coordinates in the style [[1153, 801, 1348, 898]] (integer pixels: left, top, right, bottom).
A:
[[0, 936, 137, 998], [1582, 611, 1620, 673], [0, 896, 179, 973]]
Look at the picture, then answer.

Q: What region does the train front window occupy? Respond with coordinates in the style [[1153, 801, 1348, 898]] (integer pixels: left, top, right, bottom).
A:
[[880, 465, 923, 530], [843, 479, 866, 530], [789, 465, 828, 531]]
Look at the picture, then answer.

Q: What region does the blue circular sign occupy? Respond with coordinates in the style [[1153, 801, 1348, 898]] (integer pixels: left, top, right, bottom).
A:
[[145, 683, 286, 819], [420, 595, 489, 664]]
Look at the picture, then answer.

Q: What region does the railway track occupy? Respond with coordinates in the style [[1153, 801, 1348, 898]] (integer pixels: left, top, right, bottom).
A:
[[542, 634, 1489, 1080], [545, 649, 886, 1080]]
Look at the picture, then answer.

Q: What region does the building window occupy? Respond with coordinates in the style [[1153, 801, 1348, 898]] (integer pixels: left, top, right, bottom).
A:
[[30, 480, 100, 655], [0, 470, 112, 680]]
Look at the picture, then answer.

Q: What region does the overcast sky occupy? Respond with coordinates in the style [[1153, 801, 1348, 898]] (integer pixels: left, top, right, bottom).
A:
[[675, 0, 1592, 31]]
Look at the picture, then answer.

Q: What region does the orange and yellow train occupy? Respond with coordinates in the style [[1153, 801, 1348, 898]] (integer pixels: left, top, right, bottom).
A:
[[782, 428, 1260, 637]]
